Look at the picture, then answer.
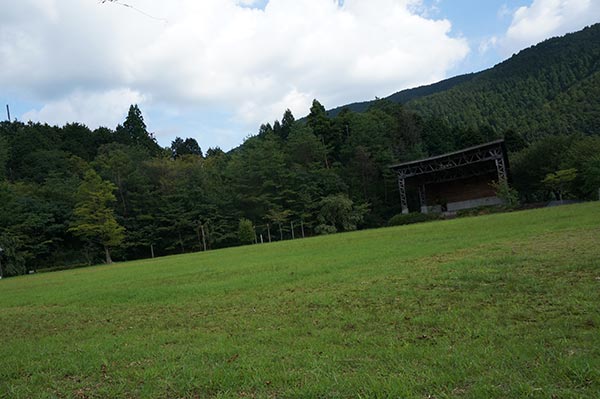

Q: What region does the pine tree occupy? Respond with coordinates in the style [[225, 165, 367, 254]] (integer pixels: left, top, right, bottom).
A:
[[280, 109, 295, 140], [118, 104, 161, 155]]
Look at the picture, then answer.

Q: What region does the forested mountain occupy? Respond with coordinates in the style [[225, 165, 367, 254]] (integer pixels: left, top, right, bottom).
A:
[[1, 24, 600, 277], [328, 23, 600, 138]]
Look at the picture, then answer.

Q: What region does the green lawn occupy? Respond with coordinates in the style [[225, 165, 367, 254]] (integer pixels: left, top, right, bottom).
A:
[[1, 203, 599, 398]]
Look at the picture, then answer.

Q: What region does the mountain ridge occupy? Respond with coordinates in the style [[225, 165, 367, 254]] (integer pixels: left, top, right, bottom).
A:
[[325, 23, 600, 138]]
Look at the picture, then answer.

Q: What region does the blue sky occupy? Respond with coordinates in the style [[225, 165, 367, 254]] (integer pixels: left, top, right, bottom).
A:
[[432, 0, 531, 74], [1, 0, 599, 151]]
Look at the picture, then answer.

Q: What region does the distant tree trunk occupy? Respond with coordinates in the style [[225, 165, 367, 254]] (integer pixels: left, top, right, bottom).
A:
[[84, 246, 92, 266], [118, 189, 127, 216], [116, 173, 128, 217], [104, 246, 113, 264], [384, 177, 389, 203], [279, 224, 283, 241], [178, 232, 185, 253], [150, 244, 155, 259], [206, 223, 212, 250], [361, 166, 368, 202], [267, 224, 272, 243], [196, 224, 206, 251], [321, 136, 330, 169], [200, 224, 207, 251]]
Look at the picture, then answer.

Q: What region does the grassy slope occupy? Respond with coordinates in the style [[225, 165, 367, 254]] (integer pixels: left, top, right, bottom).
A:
[[1, 203, 599, 398]]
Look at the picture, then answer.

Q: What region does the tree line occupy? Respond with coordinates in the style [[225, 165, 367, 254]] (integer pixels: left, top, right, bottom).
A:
[[1, 101, 599, 277]]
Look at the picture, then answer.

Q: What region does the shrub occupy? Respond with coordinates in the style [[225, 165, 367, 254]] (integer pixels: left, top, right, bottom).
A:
[[387, 212, 439, 226], [316, 194, 369, 233], [238, 218, 255, 245], [456, 205, 504, 218], [314, 224, 337, 235], [490, 180, 520, 208]]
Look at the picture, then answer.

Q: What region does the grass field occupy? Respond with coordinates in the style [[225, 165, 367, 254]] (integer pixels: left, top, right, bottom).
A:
[[1, 203, 599, 398]]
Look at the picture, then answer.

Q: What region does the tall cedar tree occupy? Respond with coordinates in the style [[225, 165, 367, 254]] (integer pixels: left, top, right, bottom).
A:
[[119, 105, 161, 155]]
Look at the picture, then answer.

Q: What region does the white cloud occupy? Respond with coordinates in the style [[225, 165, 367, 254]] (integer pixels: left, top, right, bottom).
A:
[[503, 0, 600, 53], [1, 0, 469, 148], [479, 36, 499, 54], [497, 4, 512, 19]]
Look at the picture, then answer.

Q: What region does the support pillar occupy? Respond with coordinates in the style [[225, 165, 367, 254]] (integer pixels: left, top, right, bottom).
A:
[[397, 175, 408, 214], [495, 156, 507, 183], [418, 185, 428, 214]]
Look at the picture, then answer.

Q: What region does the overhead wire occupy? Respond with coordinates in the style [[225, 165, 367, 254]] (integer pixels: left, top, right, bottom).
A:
[[99, 0, 168, 23]]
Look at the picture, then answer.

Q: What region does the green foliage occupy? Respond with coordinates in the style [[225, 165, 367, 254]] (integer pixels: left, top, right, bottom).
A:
[[490, 181, 520, 208], [0, 233, 27, 277], [307, 99, 337, 162], [0, 179, 78, 274], [117, 104, 161, 155], [510, 135, 575, 201], [69, 170, 124, 264], [406, 25, 600, 138], [562, 136, 600, 199], [510, 135, 600, 201], [170, 137, 202, 159], [316, 193, 368, 234], [387, 212, 439, 226], [237, 218, 255, 244], [542, 168, 578, 201], [0, 135, 8, 181], [503, 129, 527, 153], [582, 158, 600, 199], [280, 109, 295, 140]]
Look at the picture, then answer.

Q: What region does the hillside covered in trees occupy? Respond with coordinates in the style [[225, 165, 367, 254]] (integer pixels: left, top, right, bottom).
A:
[[1, 24, 600, 277], [328, 23, 600, 139]]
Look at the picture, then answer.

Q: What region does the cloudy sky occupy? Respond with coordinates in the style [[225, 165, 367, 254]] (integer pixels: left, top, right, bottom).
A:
[[1, 0, 599, 150]]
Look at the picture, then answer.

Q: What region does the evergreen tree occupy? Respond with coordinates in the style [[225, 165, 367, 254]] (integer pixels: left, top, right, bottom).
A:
[[280, 109, 295, 140], [118, 105, 161, 155], [206, 147, 225, 158], [171, 137, 203, 159], [272, 120, 282, 139]]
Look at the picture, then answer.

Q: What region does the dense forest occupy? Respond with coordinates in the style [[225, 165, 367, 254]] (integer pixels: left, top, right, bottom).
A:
[[329, 23, 600, 139], [1, 24, 600, 277]]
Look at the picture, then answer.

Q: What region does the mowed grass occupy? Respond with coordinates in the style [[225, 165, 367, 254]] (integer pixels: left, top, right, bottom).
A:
[[1, 204, 599, 399]]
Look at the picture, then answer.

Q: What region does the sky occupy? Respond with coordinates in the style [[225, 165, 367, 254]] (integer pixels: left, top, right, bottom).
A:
[[1, 0, 599, 151]]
